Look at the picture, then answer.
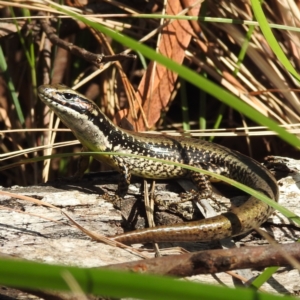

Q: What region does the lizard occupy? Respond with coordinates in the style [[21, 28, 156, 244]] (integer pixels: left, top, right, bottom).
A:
[[38, 84, 279, 244]]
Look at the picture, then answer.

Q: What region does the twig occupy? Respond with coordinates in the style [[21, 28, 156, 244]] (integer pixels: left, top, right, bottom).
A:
[[103, 242, 300, 276], [38, 12, 136, 66]]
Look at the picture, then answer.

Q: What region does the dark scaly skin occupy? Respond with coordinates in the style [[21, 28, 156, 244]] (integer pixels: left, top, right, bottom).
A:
[[38, 84, 279, 244]]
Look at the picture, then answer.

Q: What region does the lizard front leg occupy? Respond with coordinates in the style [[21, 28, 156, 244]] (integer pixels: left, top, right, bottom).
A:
[[116, 164, 131, 198], [73, 147, 90, 179], [103, 157, 132, 207]]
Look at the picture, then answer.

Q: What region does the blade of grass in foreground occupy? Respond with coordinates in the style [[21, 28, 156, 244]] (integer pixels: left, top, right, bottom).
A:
[[0, 257, 298, 300]]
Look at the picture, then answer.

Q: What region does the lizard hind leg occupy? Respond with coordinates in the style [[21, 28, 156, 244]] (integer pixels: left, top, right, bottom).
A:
[[153, 169, 215, 214], [188, 170, 214, 201]]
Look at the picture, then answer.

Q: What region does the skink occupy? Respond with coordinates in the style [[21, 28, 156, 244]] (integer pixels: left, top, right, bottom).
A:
[[38, 84, 279, 244]]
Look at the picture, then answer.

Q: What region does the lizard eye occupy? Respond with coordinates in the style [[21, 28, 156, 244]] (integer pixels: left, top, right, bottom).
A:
[[63, 93, 74, 100]]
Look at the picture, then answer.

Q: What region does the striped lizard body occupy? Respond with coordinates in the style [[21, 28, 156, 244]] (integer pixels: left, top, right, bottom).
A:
[[38, 84, 279, 244]]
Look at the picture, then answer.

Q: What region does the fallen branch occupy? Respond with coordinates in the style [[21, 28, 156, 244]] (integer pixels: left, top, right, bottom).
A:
[[104, 242, 300, 276]]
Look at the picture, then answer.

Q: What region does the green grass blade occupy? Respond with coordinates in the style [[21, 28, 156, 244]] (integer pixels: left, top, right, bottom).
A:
[[251, 0, 300, 82], [0, 257, 297, 300], [251, 267, 279, 289], [115, 13, 300, 33], [180, 79, 190, 131], [0, 46, 25, 126]]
